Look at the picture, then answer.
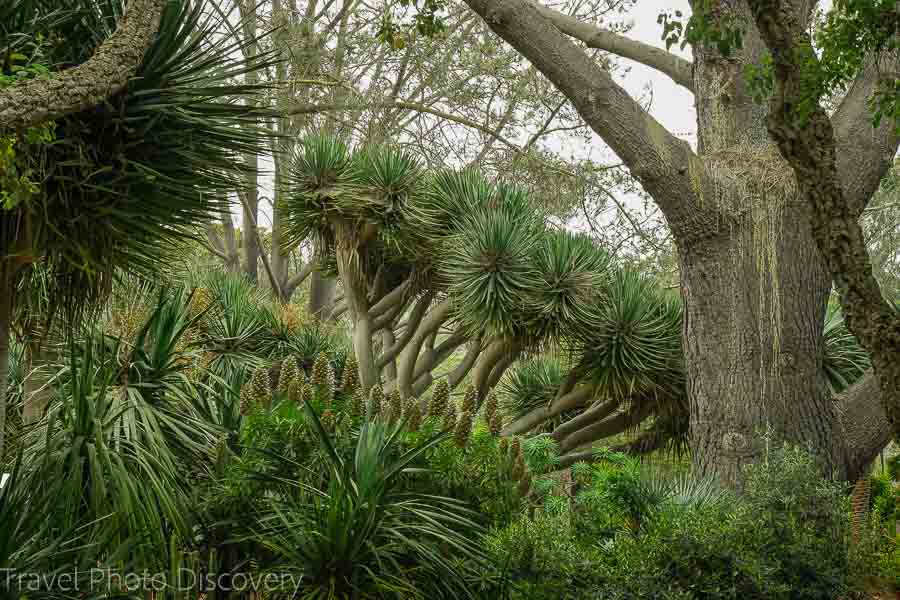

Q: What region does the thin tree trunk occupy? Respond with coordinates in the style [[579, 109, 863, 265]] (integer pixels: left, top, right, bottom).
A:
[[308, 269, 337, 320]]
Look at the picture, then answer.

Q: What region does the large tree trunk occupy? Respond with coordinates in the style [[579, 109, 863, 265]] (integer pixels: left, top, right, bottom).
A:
[[680, 203, 840, 486]]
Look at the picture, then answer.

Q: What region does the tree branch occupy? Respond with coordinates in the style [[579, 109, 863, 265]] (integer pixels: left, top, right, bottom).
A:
[[0, 0, 166, 131], [832, 52, 900, 216], [397, 299, 452, 398], [836, 370, 893, 482], [532, 2, 694, 92], [550, 397, 619, 441], [557, 398, 656, 454], [377, 292, 434, 369], [462, 0, 715, 242], [502, 384, 594, 436]]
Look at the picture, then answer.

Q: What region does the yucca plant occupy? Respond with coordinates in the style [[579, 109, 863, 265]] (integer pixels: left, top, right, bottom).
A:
[[24, 338, 193, 565], [0, 0, 273, 457], [822, 300, 870, 394], [253, 403, 487, 599]]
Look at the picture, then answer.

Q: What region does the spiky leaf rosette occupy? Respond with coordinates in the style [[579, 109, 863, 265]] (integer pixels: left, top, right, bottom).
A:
[[280, 134, 351, 251], [498, 357, 566, 421], [441, 202, 543, 338], [368, 385, 385, 419], [454, 409, 474, 448], [822, 300, 870, 393], [530, 230, 610, 340], [341, 353, 359, 394], [3, 0, 272, 317], [341, 145, 423, 237], [427, 380, 450, 418], [575, 269, 684, 402], [278, 357, 301, 395], [401, 169, 494, 255]]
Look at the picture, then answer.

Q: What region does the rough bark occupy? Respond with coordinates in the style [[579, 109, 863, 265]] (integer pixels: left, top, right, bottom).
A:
[[0, 0, 166, 131], [746, 0, 900, 435]]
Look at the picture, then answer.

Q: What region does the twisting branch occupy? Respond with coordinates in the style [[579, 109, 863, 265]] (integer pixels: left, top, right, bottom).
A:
[[397, 299, 453, 398], [0, 0, 166, 131], [551, 398, 619, 441], [377, 292, 434, 369], [531, 2, 695, 92], [556, 398, 657, 454], [831, 53, 900, 216]]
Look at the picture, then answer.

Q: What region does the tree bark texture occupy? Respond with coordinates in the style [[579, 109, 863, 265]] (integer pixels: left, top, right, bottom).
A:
[[0, 0, 166, 131]]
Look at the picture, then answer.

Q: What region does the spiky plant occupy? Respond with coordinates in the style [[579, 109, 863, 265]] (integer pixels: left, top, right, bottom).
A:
[[310, 352, 335, 405], [442, 402, 457, 432], [497, 357, 566, 422], [350, 387, 365, 418], [404, 398, 422, 432], [822, 300, 870, 393], [529, 230, 610, 339], [485, 393, 502, 436], [387, 388, 403, 422], [454, 408, 474, 448], [576, 269, 684, 402], [460, 385, 477, 415]]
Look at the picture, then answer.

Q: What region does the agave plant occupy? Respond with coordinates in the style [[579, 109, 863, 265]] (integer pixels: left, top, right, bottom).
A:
[[253, 404, 487, 599]]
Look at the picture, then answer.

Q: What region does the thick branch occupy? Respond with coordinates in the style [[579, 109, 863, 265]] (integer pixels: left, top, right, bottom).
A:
[[447, 339, 484, 390], [502, 384, 594, 436], [472, 339, 522, 405], [557, 399, 655, 454], [282, 262, 316, 300], [369, 277, 412, 320], [463, 0, 714, 241], [397, 300, 452, 399], [832, 53, 900, 216], [377, 292, 434, 369], [532, 2, 694, 92], [748, 0, 900, 433], [551, 398, 619, 442], [0, 0, 166, 131], [836, 371, 893, 483]]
